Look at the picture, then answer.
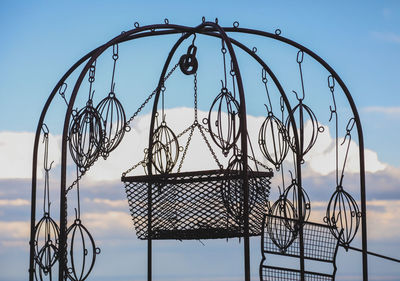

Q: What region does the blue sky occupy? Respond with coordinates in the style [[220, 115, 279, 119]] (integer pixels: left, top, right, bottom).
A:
[[1, 1, 400, 281]]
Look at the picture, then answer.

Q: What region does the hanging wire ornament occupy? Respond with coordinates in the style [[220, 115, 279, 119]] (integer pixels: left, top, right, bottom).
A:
[[68, 102, 103, 172], [324, 81, 362, 248], [221, 153, 263, 225], [66, 211, 100, 281], [258, 69, 290, 170], [150, 85, 181, 175], [33, 125, 59, 281], [66, 167, 100, 281], [96, 44, 128, 159], [68, 62, 104, 172], [266, 189, 298, 253], [179, 35, 198, 75], [285, 51, 324, 161], [205, 40, 241, 157], [282, 171, 311, 225]]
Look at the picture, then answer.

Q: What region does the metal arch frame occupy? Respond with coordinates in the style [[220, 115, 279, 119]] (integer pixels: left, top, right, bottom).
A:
[[29, 22, 366, 281]]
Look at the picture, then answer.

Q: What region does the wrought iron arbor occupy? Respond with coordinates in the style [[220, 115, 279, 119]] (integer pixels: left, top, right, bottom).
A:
[[30, 19, 371, 281]]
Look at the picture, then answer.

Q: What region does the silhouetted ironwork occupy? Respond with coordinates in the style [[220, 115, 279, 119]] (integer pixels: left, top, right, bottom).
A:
[[260, 215, 343, 281], [66, 213, 100, 281], [33, 125, 59, 281], [123, 169, 272, 240], [31, 19, 400, 281]]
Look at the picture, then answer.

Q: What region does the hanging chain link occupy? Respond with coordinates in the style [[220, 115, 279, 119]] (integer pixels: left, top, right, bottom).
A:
[[58, 83, 69, 106], [177, 73, 198, 172], [198, 124, 223, 169], [125, 62, 179, 129], [88, 60, 96, 101]]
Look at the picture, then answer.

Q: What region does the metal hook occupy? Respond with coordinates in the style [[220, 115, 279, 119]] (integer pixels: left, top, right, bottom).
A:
[[45, 161, 54, 172], [292, 90, 303, 101], [288, 170, 295, 182], [264, 104, 271, 114], [191, 33, 197, 45]]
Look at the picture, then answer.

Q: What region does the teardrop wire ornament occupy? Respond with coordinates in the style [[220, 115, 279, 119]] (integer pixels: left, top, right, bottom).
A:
[[96, 44, 127, 159], [325, 111, 361, 247], [282, 171, 311, 226], [207, 83, 241, 157], [68, 60, 103, 173], [66, 211, 100, 281], [68, 101, 103, 173], [150, 97, 180, 174], [258, 69, 290, 170], [206, 40, 241, 157], [267, 187, 298, 253], [221, 153, 261, 225], [33, 125, 60, 280], [285, 51, 324, 162], [66, 167, 100, 281]]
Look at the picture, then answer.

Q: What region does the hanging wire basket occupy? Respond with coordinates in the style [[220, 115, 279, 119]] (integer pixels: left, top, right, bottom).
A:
[[122, 169, 272, 240]]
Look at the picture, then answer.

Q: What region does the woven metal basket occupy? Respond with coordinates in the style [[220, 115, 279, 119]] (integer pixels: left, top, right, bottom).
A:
[[122, 169, 272, 240]]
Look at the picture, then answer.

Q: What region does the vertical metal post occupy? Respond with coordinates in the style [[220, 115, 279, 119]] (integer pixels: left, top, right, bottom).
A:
[[147, 183, 152, 281], [359, 138, 368, 281]]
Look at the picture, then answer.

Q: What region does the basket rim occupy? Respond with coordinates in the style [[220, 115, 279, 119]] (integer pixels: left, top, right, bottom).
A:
[[122, 169, 273, 184]]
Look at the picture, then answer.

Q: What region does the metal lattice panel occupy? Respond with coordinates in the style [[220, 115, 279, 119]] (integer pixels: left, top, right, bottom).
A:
[[263, 215, 340, 262], [261, 266, 334, 281], [123, 169, 272, 240]]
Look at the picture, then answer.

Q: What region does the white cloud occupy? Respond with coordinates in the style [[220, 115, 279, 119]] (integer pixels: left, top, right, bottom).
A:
[[0, 108, 388, 183], [0, 221, 30, 239], [0, 199, 29, 206], [0, 131, 61, 179], [371, 31, 400, 44], [364, 106, 400, 117]]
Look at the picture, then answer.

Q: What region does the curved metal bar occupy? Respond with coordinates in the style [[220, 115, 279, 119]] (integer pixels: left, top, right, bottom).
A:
[[29, 52, 96, 281]]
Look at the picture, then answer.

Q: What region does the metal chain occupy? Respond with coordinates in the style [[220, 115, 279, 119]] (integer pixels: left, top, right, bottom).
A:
[[67, 63, 180, 189], [177, 126, 195, 173], [125, 62, 179, 129], [199, 123, 272, 171], [58, 83, 69, 106], [193, 73, 198, 122], [88, 61, 96, 101], [198, 124, 223, 169], [66, 170, 86, 194]]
